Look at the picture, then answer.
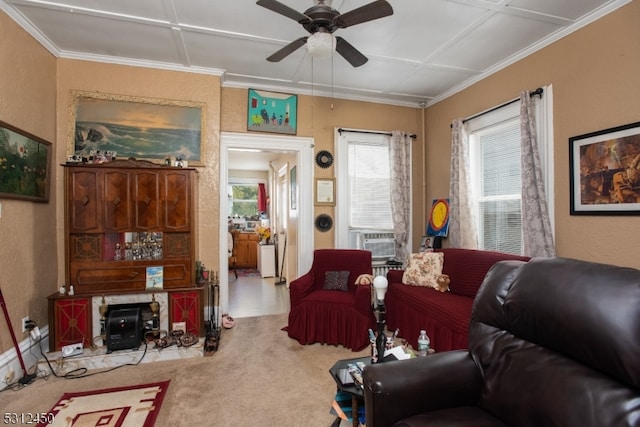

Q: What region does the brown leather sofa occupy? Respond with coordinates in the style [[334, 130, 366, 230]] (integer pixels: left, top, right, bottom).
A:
[[363, 257, 640, 427]]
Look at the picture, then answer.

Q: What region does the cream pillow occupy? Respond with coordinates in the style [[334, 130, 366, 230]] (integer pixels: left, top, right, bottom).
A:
[[402, 252, 445, 289]]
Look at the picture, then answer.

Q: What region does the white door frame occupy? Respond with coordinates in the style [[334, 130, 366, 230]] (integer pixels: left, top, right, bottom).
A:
[[219, 131, 314, 313]]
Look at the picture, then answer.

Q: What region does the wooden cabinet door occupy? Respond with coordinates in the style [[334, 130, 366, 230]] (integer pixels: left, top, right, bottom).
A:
[[103, 170, 132, 231], [234, 233, 259, 268], [162, 170, 191, 232], [68, 169, 102, 232], [133, 171, 160, 230]]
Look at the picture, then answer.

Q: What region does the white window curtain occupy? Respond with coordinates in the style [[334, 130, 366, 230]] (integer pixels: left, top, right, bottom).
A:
[[449, 120, 478, 248], [390, 131, 412, 262], [520, 91, 556, 257]]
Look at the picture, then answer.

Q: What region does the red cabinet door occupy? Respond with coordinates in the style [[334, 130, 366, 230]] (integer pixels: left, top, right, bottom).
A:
[[53, 297, 92, 350], [169, 291, 202, 335]]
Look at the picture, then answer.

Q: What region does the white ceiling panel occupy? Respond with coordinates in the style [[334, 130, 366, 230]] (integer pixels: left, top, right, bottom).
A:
[[390, 66, 479, 99], [508, 0, 612, 21], [433, 12, 563, 71], [0, 0, 630, 106], [14, 5, 181, 63]]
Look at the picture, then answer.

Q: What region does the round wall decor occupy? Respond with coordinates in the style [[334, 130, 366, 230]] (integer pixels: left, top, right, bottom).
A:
[[315, 150, 334, 168], [315, 214, 333, 232]]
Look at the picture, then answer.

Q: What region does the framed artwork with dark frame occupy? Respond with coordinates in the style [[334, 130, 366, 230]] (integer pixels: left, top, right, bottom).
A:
[[68, 91, 206, 166], [569, 121, 640, 215], [247, 89, 297, 135], [315, 178, 335, 206], [0, 120, 52, 202]]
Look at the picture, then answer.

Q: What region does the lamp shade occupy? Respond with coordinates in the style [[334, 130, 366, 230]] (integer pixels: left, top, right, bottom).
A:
[[373, 275, 388, 302], [307, 32, 336, 58]]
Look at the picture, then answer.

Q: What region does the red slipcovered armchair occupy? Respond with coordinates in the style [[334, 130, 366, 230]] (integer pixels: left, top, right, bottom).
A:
[[286, 249, 376, 351]]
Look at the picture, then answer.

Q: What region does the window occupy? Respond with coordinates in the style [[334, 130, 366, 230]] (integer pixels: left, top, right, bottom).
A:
[[467, 89, 554, 255], [469, 111, 522, 254], [228, 183, 258, 217], [336, 131, 396, 250], [348, 142, 393, 229]]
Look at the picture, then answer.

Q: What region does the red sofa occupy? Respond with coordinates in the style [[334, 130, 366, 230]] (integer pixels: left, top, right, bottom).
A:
[[385, 248, 529, 351]]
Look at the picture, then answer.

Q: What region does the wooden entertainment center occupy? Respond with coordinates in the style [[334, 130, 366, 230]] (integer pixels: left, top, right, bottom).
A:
[[48, 160, 203, 351]]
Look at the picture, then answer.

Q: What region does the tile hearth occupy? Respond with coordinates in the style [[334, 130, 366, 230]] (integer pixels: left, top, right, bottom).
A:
[[44, 339, 204, 375]]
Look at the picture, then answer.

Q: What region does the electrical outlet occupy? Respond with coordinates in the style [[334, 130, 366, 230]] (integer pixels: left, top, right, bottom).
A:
[[22, 316, 30, 334], [3, 370, 15, 384]]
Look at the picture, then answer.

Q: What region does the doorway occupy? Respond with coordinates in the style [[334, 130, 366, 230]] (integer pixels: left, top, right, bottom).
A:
[[219, 132, 314, 315]]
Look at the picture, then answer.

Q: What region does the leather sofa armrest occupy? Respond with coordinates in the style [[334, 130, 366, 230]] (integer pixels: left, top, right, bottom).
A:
[[289, 271, 315, 307], [363, 350, 482, 427]]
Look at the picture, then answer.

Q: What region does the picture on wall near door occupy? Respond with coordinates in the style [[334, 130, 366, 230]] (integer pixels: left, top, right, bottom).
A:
[[247, 89, 297, 135]]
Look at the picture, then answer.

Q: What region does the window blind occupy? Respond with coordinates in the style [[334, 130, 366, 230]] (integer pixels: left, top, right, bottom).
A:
[[348, 142, 393, 229], [477, 120, 522, 254]]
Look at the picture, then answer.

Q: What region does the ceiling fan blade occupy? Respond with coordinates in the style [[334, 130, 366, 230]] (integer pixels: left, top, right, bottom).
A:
[[267, 37, 308, 62], [335, 36, 368, 67], [256, 0, 311, 24], [336, 0, 393, 28]]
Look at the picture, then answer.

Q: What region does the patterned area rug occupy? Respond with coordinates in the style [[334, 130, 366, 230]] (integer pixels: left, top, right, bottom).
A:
[[237, 268, 261, 277], [38, 380, 170, 427]]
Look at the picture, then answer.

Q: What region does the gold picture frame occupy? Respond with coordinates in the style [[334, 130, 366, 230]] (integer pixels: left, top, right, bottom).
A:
[[68, 91, 206, 166], [315, 178, 336, 206]]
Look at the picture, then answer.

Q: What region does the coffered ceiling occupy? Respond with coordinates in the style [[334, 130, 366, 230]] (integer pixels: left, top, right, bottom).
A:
[[0, 0, 629, 107]]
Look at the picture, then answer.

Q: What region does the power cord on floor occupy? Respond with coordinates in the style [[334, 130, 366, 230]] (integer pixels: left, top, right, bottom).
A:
[[38, 335, 149, 379], [0, 323, 48, 393], [1, 319, 150, 389]]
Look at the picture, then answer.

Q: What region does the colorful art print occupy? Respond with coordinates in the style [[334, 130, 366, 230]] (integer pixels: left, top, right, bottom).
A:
[[570, 121, 640, 215], [426, 198, 450, 237], [0, 120, 51, 202], [247, 89, 297, 135], [146, 266, 164, 289], [68, 91, 206, 166]]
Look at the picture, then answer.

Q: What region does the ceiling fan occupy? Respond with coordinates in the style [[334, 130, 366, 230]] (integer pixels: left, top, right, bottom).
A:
[[256, 0, 393, 67]]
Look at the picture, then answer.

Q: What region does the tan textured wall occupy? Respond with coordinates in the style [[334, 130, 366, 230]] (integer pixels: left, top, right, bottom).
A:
[[425, 1, 640, 268], [3, 1, 637, 355], [221, 88, 424, 249], [0, 13, 57, 351], [55, 61, 222, 287]]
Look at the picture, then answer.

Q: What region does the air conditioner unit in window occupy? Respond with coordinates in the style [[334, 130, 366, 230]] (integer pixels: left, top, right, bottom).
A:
[[359, 232, 396, 260]]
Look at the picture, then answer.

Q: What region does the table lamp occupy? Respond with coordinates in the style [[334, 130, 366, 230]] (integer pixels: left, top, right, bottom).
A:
[[373, 275, 388, 363]]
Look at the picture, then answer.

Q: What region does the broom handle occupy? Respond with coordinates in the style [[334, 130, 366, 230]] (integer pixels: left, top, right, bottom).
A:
[[0, 288, 29, 376]]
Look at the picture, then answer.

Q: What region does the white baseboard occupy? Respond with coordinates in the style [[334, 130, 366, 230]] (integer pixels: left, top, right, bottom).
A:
[[0, 325, 49, 389]]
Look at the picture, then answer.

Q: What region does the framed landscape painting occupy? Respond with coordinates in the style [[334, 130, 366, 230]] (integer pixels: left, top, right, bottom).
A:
[[0, 120, 51, 202], [569, 121, 640, 215], [69, 91, 206, 166], [247, 89, 297, 135]]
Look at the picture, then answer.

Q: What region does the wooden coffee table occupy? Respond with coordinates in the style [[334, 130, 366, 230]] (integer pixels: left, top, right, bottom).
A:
[[329, 356, 370, 427]]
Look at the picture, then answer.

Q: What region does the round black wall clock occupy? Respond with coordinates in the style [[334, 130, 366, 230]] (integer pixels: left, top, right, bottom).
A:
[[315, 150, 334, 168], [315, 214, 333, 232]]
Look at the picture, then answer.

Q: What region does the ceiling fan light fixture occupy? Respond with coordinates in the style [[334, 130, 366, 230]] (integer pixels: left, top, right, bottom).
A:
[[307, 32, 336, 58]]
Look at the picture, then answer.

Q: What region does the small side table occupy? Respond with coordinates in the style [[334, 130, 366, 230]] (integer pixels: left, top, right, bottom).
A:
[[329, 356, 370, 427]]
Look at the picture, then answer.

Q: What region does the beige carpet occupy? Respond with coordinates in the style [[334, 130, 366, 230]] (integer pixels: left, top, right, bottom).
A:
[[1, 313, 368, 426]]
